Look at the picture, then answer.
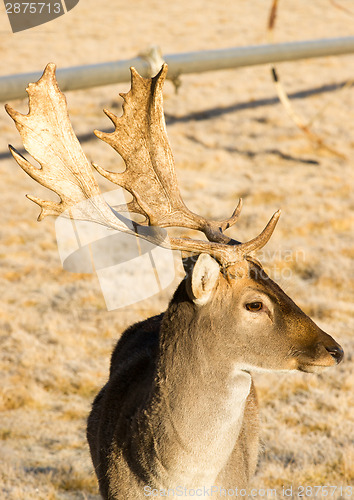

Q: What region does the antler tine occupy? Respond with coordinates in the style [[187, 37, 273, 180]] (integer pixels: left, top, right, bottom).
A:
[[219, 198, 243, 232], [232, 209, 281, 255]]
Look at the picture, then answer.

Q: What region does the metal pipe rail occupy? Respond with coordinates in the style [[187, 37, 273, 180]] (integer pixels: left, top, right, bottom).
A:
[[1, 37, 354, 102]]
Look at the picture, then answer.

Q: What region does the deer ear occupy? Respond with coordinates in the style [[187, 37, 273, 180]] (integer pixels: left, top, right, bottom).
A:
[[187, 253, 220, 305]]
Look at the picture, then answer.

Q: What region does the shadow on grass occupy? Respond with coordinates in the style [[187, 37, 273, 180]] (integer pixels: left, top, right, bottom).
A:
[[2, 80, 348, 163]]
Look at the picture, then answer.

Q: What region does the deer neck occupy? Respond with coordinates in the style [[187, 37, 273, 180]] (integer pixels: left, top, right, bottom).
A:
[[137, 288, 252, 487]]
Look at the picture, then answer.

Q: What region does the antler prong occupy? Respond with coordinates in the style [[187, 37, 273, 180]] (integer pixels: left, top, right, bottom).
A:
[[8, 145, 41, 180], [101, 108, 120, 126], [236, 209, 281, 257], [220, 198, 243, 232], [91, 162, 126, 187], [26, 195, 62, 220]]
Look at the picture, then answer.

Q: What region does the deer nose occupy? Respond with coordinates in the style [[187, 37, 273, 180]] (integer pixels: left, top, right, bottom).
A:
[[325, 345, 344, 364]]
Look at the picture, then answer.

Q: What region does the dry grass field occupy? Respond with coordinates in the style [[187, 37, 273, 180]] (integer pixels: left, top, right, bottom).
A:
[[0, 0, 353, 498]]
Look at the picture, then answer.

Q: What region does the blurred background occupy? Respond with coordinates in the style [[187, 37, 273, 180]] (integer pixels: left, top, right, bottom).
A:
[[0, 1, 353, 498]]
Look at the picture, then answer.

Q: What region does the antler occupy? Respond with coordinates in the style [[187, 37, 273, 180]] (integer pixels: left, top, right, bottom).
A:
[[5, 64, 137, 236], [93, 65, 243, 244], [6, 63, 280, 267]]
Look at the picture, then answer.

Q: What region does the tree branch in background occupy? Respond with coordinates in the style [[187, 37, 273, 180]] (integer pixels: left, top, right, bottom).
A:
[[267, 0, 347, 159]]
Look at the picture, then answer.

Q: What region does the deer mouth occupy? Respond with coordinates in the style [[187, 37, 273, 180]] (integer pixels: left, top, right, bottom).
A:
[[293, 342, 344, 373], [298, 363, 335, 374]]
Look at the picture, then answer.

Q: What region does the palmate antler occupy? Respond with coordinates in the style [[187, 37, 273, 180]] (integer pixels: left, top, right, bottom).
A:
[[6, 63, 280, 267]]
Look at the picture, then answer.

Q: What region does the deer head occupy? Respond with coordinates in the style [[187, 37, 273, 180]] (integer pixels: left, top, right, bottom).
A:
[[6, 63, 343, 376], [182, 254, 343, 375]]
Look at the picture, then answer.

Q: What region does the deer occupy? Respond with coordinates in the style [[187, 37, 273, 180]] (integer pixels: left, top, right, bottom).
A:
[[6, 63, 344, 499]]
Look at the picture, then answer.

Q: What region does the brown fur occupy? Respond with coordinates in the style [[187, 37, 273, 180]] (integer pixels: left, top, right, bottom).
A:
[[87, 258, 343, 499]]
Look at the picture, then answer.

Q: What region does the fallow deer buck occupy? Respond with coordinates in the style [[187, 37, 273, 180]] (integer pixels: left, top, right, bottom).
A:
[[6, 63, 343, 499]]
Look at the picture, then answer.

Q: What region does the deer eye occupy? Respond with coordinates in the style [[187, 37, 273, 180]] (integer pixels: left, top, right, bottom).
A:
[[245, 301, 263, 312]]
